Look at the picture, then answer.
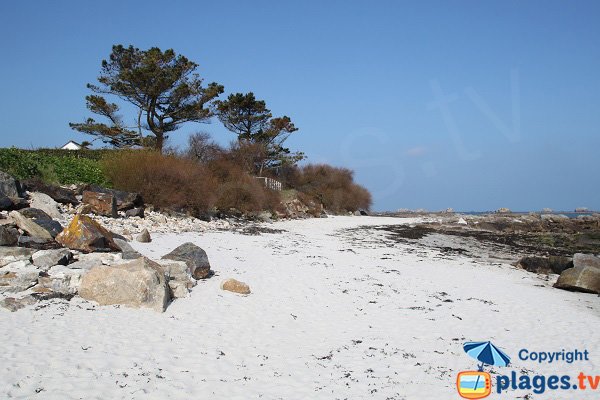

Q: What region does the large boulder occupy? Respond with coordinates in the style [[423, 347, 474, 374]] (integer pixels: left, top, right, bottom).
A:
[[9, 210, 62, 241], [32, 248, 72, 270], [0, 260, 40, 293], [0, 225, 19, 246], [554, 266, 600, 294], [221, 278, 251, 295], [29, 192, 62, 220], [79, 185, 142, 211], [78, 257, 170, 312], [161, 242, 212, 279], [82, 191, 117, 218], [0, 171, 23, 199], [516, 256, 573, 275], [573, 253, 600, 270], [21, 179, 78, 205], [55, 214, 120, 253], [0, 195, 14, 211]]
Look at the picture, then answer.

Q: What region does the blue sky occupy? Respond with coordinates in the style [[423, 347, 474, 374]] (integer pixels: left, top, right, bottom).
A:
[[1, 0, 599, 211]]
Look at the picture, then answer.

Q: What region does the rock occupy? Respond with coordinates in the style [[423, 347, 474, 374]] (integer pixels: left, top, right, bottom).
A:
[[573, 253, 600, 270], [82, 191, 118, 218], [0, 195, 13, 211], [21, 179, 79, 205], [0, 170, 23, 199], [496, 208, 512, 213], [542, 208, 553, 213], [36, 265, 83, 295], [554, 266, 600, 294], [29, 192, 62, 220], [0, 261, 40, 293], [155, 260, 195, 298], [32, 248, 72, 270], [220, 278, 251, 295], [0, 295, 37, 312], [136, 229, 151, 243], [9, 210, 60, 241], [55, 214, 120, 253], [457, 217, 468, 225], [257, 211, 272, 223], [17, 235, 63, 250], [0, 247, 35, 267], [78, 257, 170, 312], [575, 207, 589, 213], [359, 209, 369, 216], [0, 225, 19, 246], [79, 185, 142, 211], [516, 256, 573, 275], [162, 242, 212, 279], [125, 207, 145, 218], [113, 238, 142, 260]]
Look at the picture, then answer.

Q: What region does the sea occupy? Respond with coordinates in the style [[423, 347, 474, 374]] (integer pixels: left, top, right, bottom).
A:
[[460, 211, 596, 219]]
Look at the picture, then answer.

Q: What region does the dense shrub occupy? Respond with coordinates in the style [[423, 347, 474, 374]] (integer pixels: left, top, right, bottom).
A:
[[207, 158, 280, 213], [101, 150, 218, 214], [0, 147, 109, 185], [293, 164, 372, 213]]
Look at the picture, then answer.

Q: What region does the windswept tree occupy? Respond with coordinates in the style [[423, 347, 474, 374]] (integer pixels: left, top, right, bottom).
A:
[[70, 45, 224, 152], [216, 92, 303, 175]]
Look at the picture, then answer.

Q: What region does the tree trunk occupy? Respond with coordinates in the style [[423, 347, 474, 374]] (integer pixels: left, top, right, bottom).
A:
[[155, 133, 164, 153]]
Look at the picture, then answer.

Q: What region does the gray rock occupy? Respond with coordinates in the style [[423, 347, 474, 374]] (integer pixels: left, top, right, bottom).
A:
[[0, 261, 40, 293], [554, 266, 600, 294], [32, 248, 72, 270], [125, 207, 145, 218], [0, 247, 35, 267], [9, 210, 62, 240], [0, 226, 19, 246], [573, 253, 600, 270], [162, 242, 212, 279], [155, 259, 195, 298], [0, 295, 37, 312], [68, 252, 123, 270], [516, 256, 573, 275], [0, 171, 22, 199], [17, 235, 63, 250], [113, 238, 142, 260], [29, 192, 62, 220], [21, 179, 79, 205], [78, 257, 170, 312], [0, 195, 13, 211], [36, 265, 83, 295], [136, 229, 151, 243]]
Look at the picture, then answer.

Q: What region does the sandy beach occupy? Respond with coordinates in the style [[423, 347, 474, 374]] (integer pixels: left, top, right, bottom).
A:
[[1, 216, 599, 399]]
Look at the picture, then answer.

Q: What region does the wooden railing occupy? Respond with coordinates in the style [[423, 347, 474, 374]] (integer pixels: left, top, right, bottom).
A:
[[254, 176, 282, 191]]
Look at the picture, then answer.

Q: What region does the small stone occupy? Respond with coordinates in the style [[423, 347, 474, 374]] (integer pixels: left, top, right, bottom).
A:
[[136, 229, 151, 243], [221, 278, 251, 295]]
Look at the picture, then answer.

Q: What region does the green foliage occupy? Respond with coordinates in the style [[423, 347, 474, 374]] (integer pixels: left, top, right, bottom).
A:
[[71, 45, 224, 152], [0, 147, 109, 186]]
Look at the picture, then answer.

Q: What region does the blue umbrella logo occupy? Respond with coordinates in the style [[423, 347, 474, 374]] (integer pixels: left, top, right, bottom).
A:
[[463, 341, 511, 370]]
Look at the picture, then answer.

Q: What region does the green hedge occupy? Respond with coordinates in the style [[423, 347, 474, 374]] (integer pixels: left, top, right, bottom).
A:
[[0, 147, 110, 186]]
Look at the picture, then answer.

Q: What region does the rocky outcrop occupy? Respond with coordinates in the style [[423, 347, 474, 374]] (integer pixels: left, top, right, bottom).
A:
[[29, 192, 62, 220], [82, 191, 117, 218], [162, 242, 212, 279], [220, 278, 251, 294], [55, 214, 119, 253], [78, 257, 170, 312]]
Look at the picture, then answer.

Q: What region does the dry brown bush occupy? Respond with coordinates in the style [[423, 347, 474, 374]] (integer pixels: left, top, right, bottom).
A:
[[101, 150, 218, 214], [294, 164, 372, 213]]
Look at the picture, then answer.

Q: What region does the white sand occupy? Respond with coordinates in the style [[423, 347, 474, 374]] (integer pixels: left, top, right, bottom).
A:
[[1, 216, 598, 399]]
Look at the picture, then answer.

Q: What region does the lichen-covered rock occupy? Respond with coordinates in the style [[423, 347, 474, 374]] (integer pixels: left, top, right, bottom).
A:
[[554, 266, 600, 294], [78, 257, 170, 312], [82, 191, 117, 218], [55, 214, 119, 253], [220, 278, 251, 295], [161, 242, 212, 279]]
